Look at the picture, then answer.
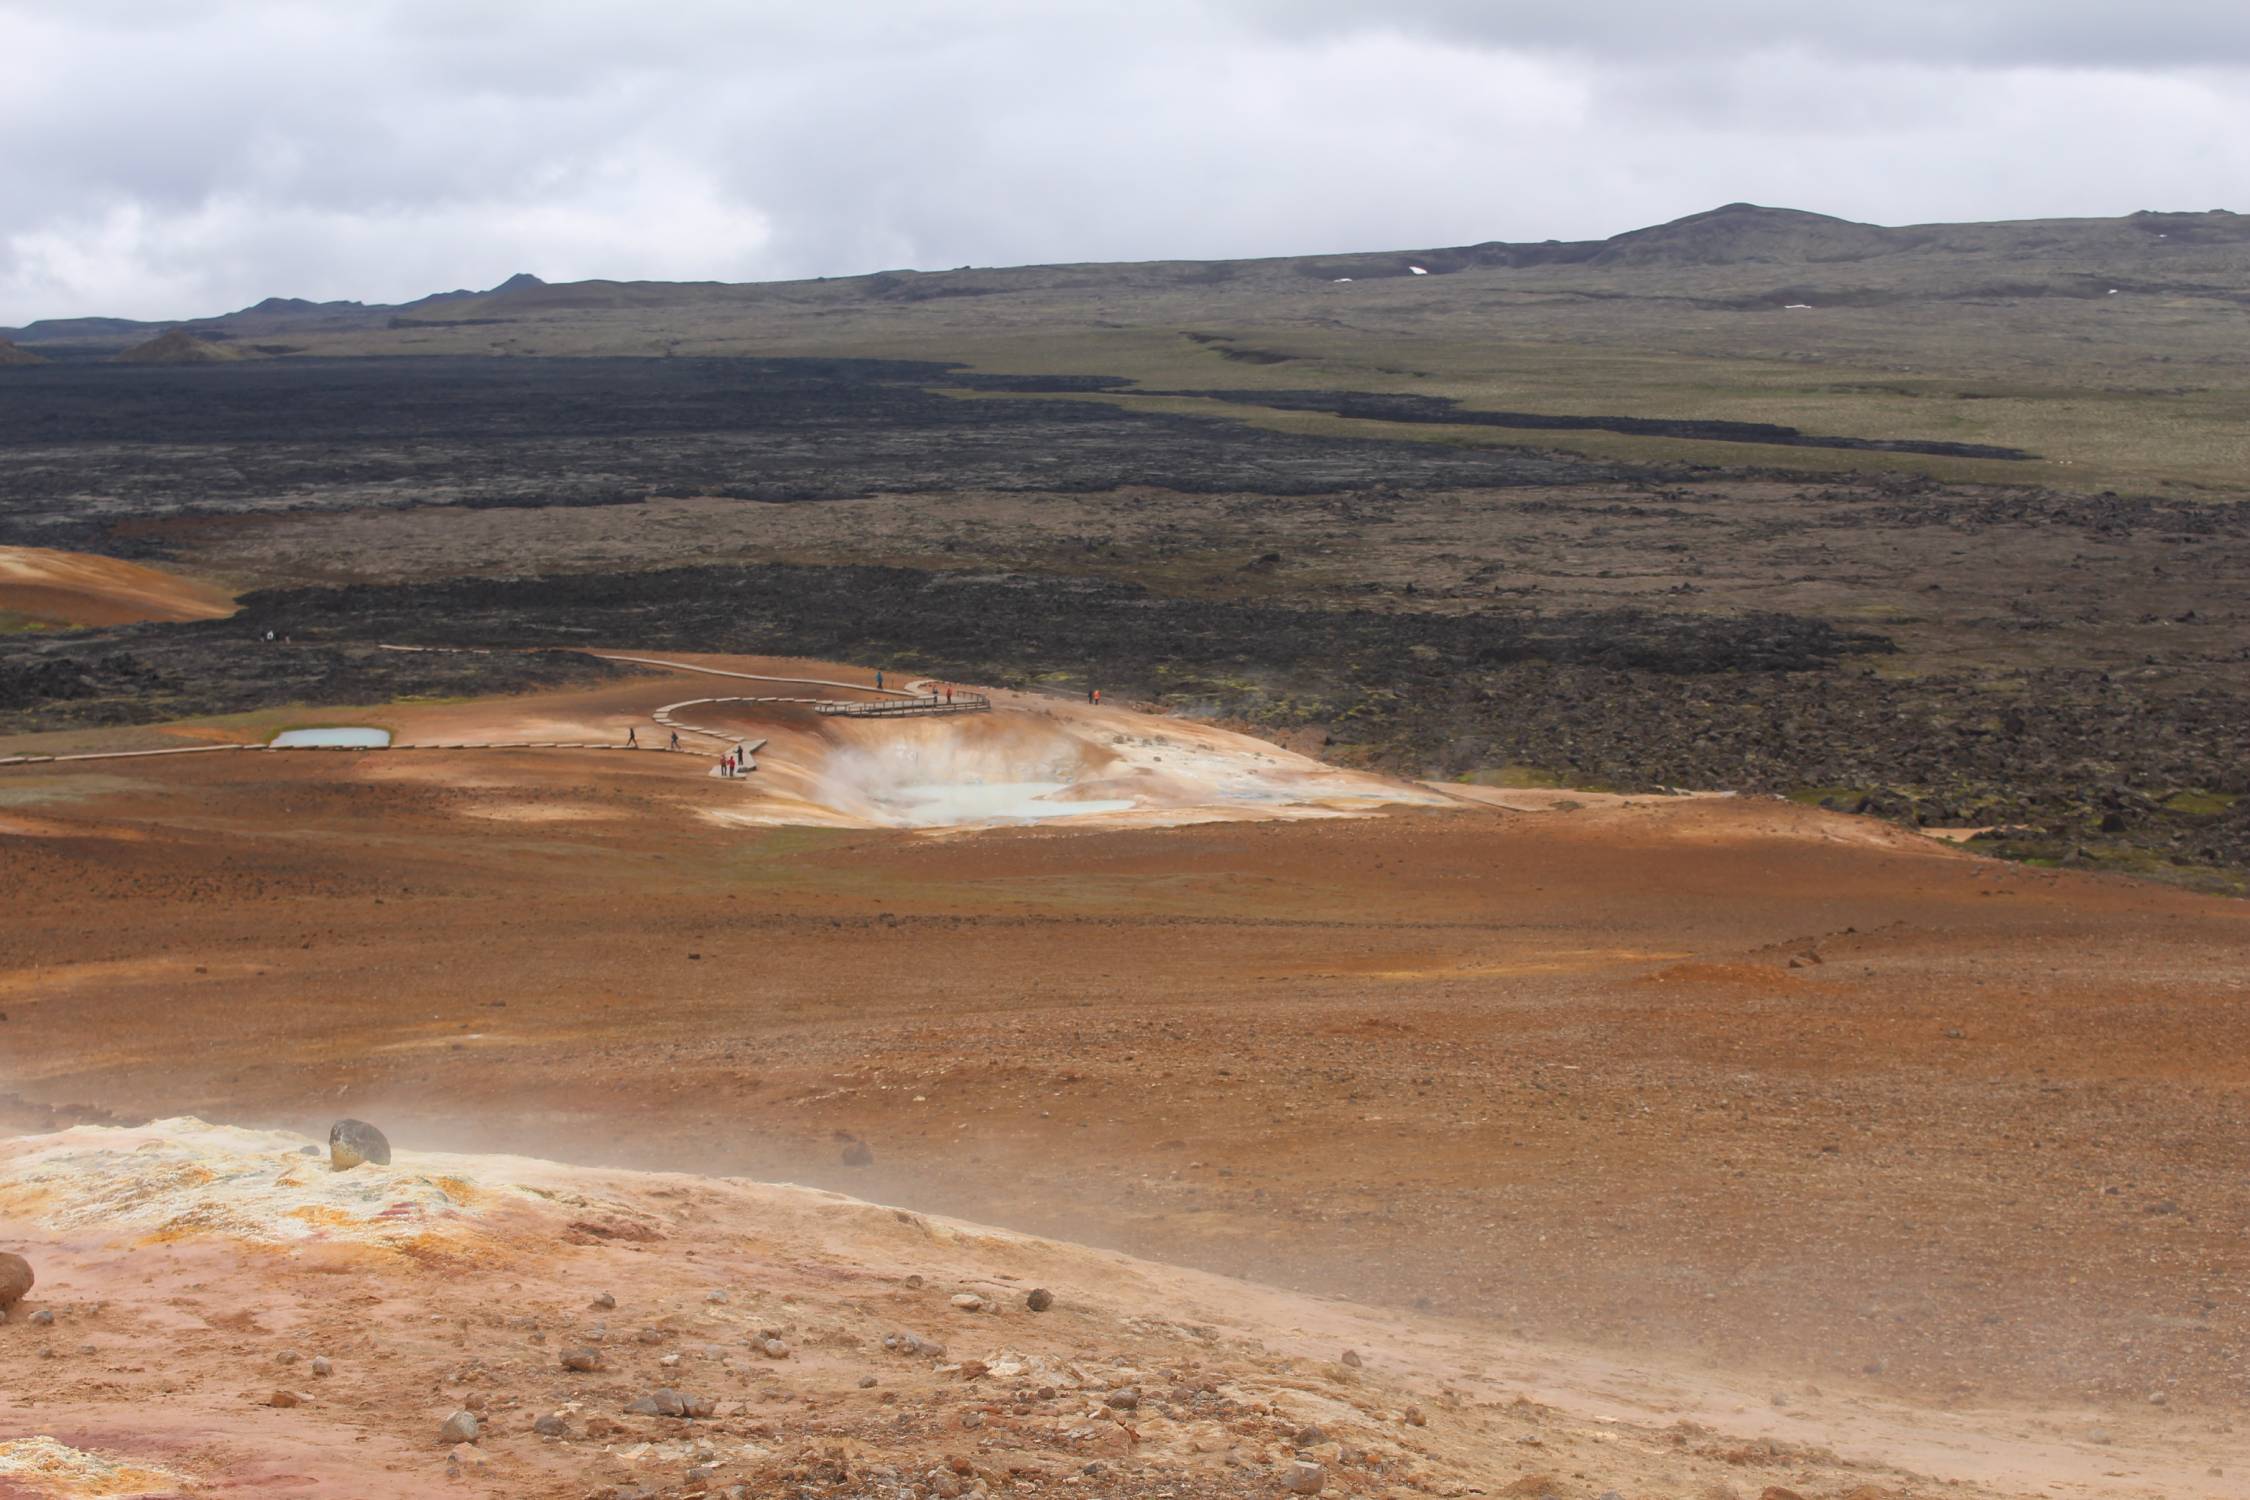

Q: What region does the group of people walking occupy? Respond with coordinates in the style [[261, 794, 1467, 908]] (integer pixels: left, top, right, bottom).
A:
[[626, 720, 745, 774]]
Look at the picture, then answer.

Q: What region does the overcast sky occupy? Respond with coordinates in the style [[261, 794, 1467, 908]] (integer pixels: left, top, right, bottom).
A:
[[4, 1, 2246, 323]]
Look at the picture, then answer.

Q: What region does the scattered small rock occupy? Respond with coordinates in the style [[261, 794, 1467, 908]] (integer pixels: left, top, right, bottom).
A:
[[328, 1118, 391, 1171], [439, 1409, 479, 1444], [533, 1412, 569, 1437], [2148, 1391, 2169, 1406], [592, 1292, 616, 1309], [265, 1390, 302, 1408], [705, 1288, 728, 1303], [950, 1293, 984, 1312], [1339, 1349, 1362, 1368], [761, 1338, 791, 1359], [1294, 1423, 1326, 1447], [859, 1375, 878, 1388], [1284, 1458, 1325, 1494], [30, 1309, 54, 1326], [561, 1347, 605, 1372], [1026, 1287, 1054, 1312], [623, 1388, 715, 1419], [1403, 1404, 1426, 1426], [310, 1355, 331, 1377], [1105, 1386, 1140, 1411]]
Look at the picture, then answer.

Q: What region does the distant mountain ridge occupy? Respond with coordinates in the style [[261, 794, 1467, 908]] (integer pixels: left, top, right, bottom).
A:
[[5, 204, 2245, 352], [0, 273, 553, 352]]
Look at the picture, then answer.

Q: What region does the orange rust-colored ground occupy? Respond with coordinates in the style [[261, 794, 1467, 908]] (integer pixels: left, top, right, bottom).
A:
[[3, 669, 2246, 1447], [0, 546, 238, 626]]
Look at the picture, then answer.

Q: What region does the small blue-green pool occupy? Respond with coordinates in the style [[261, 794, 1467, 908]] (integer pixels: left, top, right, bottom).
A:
[[270, 727, 391, 749]]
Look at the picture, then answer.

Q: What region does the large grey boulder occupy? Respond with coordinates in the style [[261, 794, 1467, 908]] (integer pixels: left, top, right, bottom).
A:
[[329, 1119, 391, 1171]]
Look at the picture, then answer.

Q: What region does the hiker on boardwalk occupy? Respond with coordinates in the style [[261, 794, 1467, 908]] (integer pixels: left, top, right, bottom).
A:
[[944, 685, 954, 706], [875, 669, 885, 691], [669, 730, 680, 751], [1092, 687, 1101, 706], [627, 726, 638, 747]]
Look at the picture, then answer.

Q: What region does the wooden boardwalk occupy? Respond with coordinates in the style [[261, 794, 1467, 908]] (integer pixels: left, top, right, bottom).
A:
[[814, 692, 989, 717], [1, 649, 984, 773], [0, 740, 691, 768]]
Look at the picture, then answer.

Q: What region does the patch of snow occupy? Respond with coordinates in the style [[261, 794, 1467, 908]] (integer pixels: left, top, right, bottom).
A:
[[1407, 265, 1429, 275]]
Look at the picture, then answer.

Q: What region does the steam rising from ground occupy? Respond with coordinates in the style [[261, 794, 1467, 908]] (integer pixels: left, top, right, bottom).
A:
[[816, 728, 1131, 826], [723, 701, 1449, 831]]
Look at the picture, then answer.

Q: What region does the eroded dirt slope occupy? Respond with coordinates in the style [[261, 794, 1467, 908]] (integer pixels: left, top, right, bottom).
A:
[[3, 670, 2245, 1476], [1, 1119, 2232, 1500]]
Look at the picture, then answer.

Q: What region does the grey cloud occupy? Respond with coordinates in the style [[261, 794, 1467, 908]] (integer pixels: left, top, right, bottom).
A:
[[2, 1, 2246, 323], [1243, 0, 2250, 69]]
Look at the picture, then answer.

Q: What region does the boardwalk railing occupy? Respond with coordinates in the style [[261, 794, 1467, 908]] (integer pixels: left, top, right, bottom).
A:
[[815, 692, 990, 718]]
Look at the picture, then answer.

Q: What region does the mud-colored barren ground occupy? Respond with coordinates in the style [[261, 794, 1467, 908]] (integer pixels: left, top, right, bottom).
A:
[[4, 665, 2245, 1498]]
